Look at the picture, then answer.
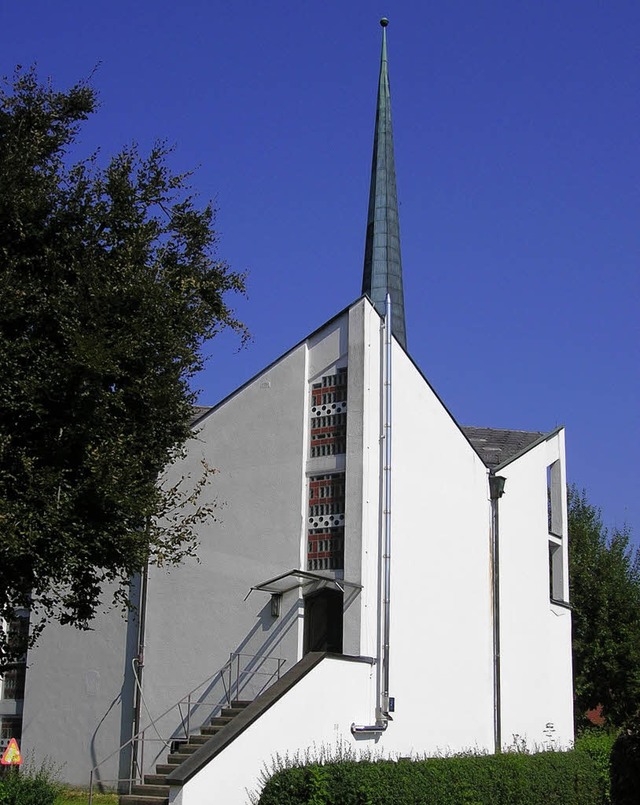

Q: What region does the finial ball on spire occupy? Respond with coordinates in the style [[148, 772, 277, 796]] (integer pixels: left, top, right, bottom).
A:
[[380, 17, 389, 27]]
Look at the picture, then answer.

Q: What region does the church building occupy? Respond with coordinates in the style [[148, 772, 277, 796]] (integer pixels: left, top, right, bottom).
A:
[[12, 20, 573, 805]]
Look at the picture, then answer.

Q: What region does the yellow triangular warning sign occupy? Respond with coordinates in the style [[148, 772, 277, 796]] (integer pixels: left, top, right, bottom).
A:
[[1, 738, 22, 765]]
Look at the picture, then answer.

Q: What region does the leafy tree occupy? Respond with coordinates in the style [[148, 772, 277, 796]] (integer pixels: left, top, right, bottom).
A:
[[0, 68, 247, 662], [568, 486, 640, 729]]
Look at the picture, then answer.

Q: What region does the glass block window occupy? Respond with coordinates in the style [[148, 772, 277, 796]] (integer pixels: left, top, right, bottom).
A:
[[310, 368, 347, 457], [307, 474, 345, 571]]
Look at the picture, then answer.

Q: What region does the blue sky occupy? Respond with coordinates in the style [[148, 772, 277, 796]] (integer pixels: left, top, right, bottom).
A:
[[3, 1, 638, 543]]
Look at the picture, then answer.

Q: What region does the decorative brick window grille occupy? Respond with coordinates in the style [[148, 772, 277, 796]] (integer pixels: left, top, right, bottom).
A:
[[310, 368, 347, 458], [307, 473, 345, 571]]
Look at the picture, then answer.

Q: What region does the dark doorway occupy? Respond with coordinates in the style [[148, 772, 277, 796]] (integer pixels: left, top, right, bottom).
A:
[[303, 588, 343, 654]]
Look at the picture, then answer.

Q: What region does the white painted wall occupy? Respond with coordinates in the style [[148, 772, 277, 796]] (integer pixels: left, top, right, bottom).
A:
[[173, 656, 377, 805], [497, 430, 574, 749], [380, 335, 494, 753], [168, 310, 573, 803], [18, 298, 574, 794]]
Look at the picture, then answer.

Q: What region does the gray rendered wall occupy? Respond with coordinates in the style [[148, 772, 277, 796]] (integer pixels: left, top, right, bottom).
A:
[[20, 584, 138, 787], [138, 338, 315, 772]]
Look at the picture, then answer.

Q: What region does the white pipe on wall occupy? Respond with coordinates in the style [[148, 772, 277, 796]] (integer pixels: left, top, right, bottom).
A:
[[352, 294, 393, 734]]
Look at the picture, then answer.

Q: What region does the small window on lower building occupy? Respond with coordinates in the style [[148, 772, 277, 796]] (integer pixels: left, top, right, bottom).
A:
[[1, 665, 26, 701], [0, 716, 22, 749], [549, 540, 564, 602]]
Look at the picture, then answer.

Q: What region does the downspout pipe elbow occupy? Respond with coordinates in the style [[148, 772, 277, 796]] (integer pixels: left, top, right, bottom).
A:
[[351, 720, 389, 735]]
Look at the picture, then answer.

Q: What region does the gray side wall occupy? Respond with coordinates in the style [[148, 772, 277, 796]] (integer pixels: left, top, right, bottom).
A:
[[20, 585, 138, 788], [139, 326, 347, 772]]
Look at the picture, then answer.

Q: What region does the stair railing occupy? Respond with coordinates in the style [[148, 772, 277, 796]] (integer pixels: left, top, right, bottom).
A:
[[88, 651, 286, 805], [221, 651, 287, 710]]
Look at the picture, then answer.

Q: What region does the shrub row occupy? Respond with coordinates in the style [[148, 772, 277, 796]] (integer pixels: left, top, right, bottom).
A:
[[610, 713, 640, 805], [0, 767, 61, 805], [259, 736, 614, 805]]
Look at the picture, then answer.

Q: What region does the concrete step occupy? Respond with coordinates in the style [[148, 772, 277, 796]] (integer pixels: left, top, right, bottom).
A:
[[209, 715, 234, 728], [173, 743, 200, 755], [199, 724, 225, 736], [186, 734, 209, 745], [144, 774, 169, 786], [131, 784, 170, 798], [220, 706, 247, 718], [139, 698, 253, 795], [155, 763, 179, 775], [166, 752, 192, 765], [119, 796, 168, 805]]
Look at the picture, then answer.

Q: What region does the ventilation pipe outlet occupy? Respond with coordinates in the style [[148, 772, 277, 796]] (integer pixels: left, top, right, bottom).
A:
[[351, 719, 389, 735]]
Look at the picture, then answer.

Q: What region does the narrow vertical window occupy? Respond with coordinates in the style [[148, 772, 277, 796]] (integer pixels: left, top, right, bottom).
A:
[[547, 460, 562, 537], [547, 461, 565, 603], [549, 543, 564, 602]]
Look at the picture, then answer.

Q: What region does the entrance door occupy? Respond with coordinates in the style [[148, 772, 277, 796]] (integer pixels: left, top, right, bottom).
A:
[[303, 588, 343, 654]]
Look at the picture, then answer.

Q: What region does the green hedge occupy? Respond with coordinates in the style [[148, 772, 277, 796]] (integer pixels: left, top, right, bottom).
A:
[[610, 714, 640, 805], [0, 766, 62, 805], [259, 737, 614, 805]]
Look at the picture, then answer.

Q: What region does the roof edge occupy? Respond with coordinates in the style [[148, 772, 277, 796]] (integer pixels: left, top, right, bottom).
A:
[[492, 425, 565, 472], [191, 297, 369, 426]]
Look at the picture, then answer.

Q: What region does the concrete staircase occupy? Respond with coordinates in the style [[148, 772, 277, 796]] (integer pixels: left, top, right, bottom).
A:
[[119, 701, 251, 805]]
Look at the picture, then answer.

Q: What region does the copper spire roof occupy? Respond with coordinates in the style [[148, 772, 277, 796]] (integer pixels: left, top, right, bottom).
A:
[[362, 18, 407, 349]]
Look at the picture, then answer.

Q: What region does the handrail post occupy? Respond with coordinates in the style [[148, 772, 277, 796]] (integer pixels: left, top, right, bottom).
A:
[[87, 651, 287, 791], [140, 730, 144, 784]]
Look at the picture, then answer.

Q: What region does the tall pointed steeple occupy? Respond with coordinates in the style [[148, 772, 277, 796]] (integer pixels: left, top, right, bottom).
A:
[[362, 17, 407, 349]]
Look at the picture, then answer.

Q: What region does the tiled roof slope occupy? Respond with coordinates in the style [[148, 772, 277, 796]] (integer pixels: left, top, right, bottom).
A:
[[461, 426, 546, 468], [190, 405, 212, 425]]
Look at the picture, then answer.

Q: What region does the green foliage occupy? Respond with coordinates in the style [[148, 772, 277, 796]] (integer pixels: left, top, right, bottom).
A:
[[55, 788, 117, 805], [574, 729, 617, 803], [610, 712, 640, 805], [568, 487, 640, 728], [258, 742, 613, 805], [0, 67, 247, 661], [0, 761, 63, 805]]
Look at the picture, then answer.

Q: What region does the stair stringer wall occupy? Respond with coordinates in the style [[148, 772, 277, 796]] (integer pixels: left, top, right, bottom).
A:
[[170, 655, 377, 805]]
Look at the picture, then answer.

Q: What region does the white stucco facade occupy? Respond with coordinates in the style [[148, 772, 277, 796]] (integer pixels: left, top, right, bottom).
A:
[[17, 297, 573, 800], [497, 430, 574, 749]]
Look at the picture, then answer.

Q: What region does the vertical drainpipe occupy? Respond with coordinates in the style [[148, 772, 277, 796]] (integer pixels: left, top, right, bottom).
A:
[[380, 293, 393, 721], [352, 294, 392, 734], [489, 472, 506, 753], [130, 559, 149, 780]]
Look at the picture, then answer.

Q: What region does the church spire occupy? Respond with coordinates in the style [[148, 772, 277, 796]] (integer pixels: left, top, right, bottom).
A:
[[362, 17, 407, 349]]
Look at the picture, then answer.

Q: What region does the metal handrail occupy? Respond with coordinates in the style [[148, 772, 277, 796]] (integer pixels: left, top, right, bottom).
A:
[[88, 651, 285, 804]]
